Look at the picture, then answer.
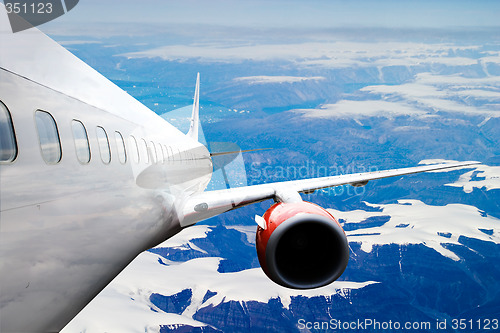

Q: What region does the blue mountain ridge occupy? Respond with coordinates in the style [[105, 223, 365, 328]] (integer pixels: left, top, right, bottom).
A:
[[57, 35, 500, 332], [148, 220, 500, 332]]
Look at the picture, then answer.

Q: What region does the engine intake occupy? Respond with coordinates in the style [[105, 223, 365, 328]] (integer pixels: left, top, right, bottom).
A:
[[256, 201, 349, 289]]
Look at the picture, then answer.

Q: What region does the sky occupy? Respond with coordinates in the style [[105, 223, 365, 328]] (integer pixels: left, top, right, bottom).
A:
[[36, 0, 500, 37]]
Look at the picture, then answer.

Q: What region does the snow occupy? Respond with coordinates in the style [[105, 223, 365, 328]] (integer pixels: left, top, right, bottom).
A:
[[296, 72, 500, 120], [361, 73, 500, 117], [329, 200, 500, 261], [60, 163, 499, 332], [298, 100, 429, 119], [447, 165, 500, 192], [420, 159, 500, 192], [226, 225, 257, 244], [62, 225, 376, 332], [155, 225, 212, 253], [62, 196, 500, 332], [60, 253, 211, 333]]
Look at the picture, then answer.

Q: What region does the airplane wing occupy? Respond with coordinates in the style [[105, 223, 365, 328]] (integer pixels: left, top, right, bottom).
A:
[[180, 160, 479, 226]]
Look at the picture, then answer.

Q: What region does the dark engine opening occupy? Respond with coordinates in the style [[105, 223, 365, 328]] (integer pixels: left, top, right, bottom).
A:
[[273, 218, 348, 288]]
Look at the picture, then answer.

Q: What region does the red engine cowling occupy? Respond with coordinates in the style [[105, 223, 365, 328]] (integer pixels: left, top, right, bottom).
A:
[[256, 201, 349, 289]]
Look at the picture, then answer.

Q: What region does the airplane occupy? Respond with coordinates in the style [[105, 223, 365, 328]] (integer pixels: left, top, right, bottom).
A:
[[0, 5, 479, 333]]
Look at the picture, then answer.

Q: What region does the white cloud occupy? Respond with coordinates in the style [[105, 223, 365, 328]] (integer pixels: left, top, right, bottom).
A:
[[119, 42, 488, 69], [233, 76, 325, 84], [57, 40, 103, 46]]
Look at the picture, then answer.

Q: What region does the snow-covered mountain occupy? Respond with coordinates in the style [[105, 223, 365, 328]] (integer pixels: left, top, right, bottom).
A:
[[62, 162, 500, 332], [56, 19, 500, 332]]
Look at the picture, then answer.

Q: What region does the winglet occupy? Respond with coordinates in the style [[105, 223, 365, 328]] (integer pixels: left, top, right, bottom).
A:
[[187, 73, 200, 141]]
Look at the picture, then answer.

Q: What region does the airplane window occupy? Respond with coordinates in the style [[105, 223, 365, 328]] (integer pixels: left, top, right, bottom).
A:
[[149, 141, 157, 164], [96, 126, 111, 164], [140, 138, 149, 164], [129, 135, 139, 163], [115, 131, 127, 164], [170, 146, 176, 161], [0, 101, 17, 162], [164, 145, 170, 162], [35, 110, 61, 164], [158, 143, 165, 164], [71, 120, 90, 163]]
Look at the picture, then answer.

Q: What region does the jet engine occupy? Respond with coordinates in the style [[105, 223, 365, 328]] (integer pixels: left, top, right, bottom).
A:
[[256, 201, 349, 289]]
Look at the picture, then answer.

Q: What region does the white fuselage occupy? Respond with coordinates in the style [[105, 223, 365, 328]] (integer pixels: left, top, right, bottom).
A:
[[0, 5, 480, 332], [0, 67, 212, 332]]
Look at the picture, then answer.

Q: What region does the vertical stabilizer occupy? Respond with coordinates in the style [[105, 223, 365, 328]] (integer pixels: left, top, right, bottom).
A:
[[187, 73, 200, 141]]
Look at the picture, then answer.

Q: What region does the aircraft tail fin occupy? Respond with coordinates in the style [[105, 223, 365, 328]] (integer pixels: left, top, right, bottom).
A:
[[187, 73, 200, 141]]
